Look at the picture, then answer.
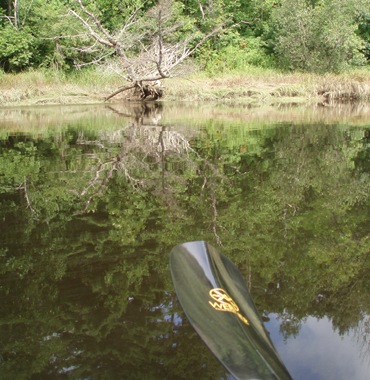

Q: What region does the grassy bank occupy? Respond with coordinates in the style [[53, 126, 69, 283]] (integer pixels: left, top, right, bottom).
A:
[[1, 67, 370, 106]]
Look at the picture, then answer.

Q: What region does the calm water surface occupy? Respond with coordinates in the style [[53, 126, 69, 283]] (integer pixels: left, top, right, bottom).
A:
[[0, 102, 369, 379]]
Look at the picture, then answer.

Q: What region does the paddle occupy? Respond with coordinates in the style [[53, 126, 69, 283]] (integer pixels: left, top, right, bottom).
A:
[[169, 241, 292, 380]]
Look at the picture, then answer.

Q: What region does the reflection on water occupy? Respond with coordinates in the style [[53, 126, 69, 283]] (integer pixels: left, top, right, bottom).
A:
[[267, 315, 370, 380], [0, 103, 369, 379]]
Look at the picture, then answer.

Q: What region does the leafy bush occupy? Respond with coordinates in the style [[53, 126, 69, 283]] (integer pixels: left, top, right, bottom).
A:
[[0, 25, 37, 71], [200, 36, 274, 74], [358, 13, 370, 61], [270, 0, 367, 72]]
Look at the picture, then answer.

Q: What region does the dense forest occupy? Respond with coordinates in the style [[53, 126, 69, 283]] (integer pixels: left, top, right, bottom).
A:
[[1, 0, 369, 76]]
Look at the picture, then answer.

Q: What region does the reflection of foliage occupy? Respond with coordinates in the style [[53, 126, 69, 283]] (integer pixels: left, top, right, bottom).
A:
[[0, 112, 369, 378], [224, 124, 370, 345]]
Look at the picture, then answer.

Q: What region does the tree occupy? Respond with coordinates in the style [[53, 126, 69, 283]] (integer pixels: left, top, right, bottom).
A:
[[68, 0, 231, 100], [270, 0, 369, 72], [0, 0, 84, 71], [358, 11, 370, 61]]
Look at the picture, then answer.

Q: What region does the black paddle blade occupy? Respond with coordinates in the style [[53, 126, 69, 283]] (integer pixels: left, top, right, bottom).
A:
[[170, 241, 292, 380]]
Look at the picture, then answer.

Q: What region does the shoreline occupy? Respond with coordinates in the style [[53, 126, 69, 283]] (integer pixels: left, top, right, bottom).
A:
[[1, 69, 370, 107]]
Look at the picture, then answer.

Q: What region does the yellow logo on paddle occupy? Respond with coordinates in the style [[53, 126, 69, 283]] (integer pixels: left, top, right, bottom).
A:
[[209, 288, 249, 325]]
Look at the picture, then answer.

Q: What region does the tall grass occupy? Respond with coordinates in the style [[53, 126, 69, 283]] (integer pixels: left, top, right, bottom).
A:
[[0, 68, 120, 105], [1, 65, 370, 105], [65, 67, 119, 88], [314, 70, 370, 102]]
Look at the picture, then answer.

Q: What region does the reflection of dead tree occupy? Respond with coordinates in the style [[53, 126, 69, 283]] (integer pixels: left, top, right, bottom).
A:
[[77, 105, 228, 235], [158, 127, 166, 191], [80, 156, 120, 212], [78, 151, 147, 213], [76, 132, 106, 149], [200, 164, 225, 247], [210, 181, 223, 247], [69, 0, 235, 100], [127, 109, 226, 244], [106, 102, 163, 128], [76, 113, 197, 211], [353, 313, 370, 364], [129, 125, 193, 155], [18, 177, 37, 216]]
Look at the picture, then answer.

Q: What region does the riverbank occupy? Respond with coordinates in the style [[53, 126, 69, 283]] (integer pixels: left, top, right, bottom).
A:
[[1, 68, 370, 107]]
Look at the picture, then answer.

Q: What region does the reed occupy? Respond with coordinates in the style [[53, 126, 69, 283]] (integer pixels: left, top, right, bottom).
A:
[[315, 71, 370, 102]]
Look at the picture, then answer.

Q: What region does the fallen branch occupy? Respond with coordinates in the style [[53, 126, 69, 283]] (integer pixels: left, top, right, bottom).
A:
[[105, 84, 136, 101]]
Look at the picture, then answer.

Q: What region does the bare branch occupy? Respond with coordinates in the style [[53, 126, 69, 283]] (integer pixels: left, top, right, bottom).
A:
[[74, 50, 115, 68], [0, 15, 15, 27], [105, 85, 136, 101], [156, 10, 168, 78], [68, 0, 248, 100], [197, 0, 206, 21], [68, 9, 113, 49], [116, 1, 145, 39], [18, 177, 37, 216], [42, 34, 88, 40], [74, 0, 126, 58]]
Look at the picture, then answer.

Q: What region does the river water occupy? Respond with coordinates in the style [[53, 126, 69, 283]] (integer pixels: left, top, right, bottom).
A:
[[0, 102, 369, 379]]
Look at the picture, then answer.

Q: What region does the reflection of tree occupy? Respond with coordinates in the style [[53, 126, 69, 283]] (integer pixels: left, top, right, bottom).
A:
[[0, 106, 230, 378], [73, 103, 200, 212], [18, 176, 37, 215], [222, 124, 370, 356], [69, 103, 227, 248], [0, 116, 369, 377], [0, 250, 225, 379], [353, 313, 370, 364], [277, 311, 303, 341]]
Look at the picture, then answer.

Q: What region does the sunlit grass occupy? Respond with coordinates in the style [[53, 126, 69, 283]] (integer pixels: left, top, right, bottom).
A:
[[0, 68, 122, 105], [1, 66, 370, 106], [314, 70, 370, 102]]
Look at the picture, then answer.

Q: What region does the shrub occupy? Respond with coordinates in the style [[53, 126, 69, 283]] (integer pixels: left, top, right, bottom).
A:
[[270, 0, 367, 72], [0, 25, 37, 72], [201, 36, 274, 75]]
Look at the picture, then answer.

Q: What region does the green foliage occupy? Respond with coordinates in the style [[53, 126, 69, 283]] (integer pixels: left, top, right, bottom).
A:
[[128, 0, 198, 47], [270, 0, 368, 72], [358, 12, 370, 60], [0, 25, 36, 71], [26, 0, 92, 70], [0, 0, 101, 71], [92, 0, 158, 31], [0, 140, 40, 192], [0, 0, 369, 73], [200, 36, 274, 74]]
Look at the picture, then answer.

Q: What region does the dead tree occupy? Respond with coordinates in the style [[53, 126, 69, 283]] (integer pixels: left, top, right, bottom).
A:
[[69, 0, 232, 101]]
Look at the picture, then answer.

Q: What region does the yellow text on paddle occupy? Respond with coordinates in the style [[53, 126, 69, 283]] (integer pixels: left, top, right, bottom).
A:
[[209, 288, 249, 325]]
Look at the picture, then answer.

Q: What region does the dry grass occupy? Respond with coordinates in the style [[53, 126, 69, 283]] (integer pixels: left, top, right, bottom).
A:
[[165, 72, 314, 103], [315, 72, 370, 103], [0, 69, 119, 105], [1, 67, 370, 106]]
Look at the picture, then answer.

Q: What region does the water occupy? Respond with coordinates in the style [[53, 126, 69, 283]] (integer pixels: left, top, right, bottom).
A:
[[0, 102, 369, 380]]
